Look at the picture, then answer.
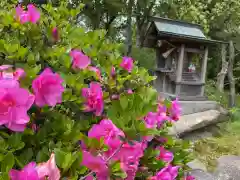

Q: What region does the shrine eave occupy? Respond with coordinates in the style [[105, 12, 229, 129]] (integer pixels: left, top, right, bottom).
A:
[[157, 31, 226, 44], [143, 17, 226, 48]]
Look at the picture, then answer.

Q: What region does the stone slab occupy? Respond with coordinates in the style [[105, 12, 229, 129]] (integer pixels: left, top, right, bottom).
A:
[[169, 110, 222, 135], [187, 159, 207, 171], [213, 155, 240, 180], [188, 170, 215, 180], [179, 101, 219, 115]]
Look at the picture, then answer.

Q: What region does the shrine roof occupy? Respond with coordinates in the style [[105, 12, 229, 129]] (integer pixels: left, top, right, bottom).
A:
[[152, 17, 206, 39], [143, 17, 226, 47]]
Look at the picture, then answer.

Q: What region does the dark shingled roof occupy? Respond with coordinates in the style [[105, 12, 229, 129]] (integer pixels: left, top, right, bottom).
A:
[[144, 17, 226, 44]]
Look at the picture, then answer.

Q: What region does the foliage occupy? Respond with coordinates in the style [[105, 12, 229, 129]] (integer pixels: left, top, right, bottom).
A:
[[0, 1, 192, 179], [119, 44, 156, 70], [193, 120, 240, 172]]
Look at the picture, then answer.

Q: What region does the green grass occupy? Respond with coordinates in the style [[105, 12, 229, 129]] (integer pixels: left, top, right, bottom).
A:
[[193, 120, 240, 172], [191, 81, 240, 171]]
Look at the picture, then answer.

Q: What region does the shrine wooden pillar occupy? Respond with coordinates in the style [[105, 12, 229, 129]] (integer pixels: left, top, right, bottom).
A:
[[175, 44, 185, 94], [200, 46, 209, 96]]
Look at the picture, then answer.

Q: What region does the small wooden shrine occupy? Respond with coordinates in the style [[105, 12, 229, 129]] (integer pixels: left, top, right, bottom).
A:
[[143, 17, 224, 100]]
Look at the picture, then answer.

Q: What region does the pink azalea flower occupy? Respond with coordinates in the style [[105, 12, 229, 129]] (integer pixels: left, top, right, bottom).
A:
[[121, 156, 139, 180], [120, 57, 134, 73], [185, 176, 195, 180], [153, 165, 180, 180], [144, 112, 158, 129], [81, 150, 108, 174], [111, 94, 120, 100], [88, 119, 124, 151], [0, 82, 35, 132], [156, 104, 169, 127], [117, 142, 147, 180], [168, 98, 181, 122], [116, 141, 145, 161], [15, 4, 40, 24], [52, 27, 59, 42], [0, 65, 12, 71], [0, 65, 25, 81], [111, 66, 116, 78], [143, 135, 154, 142], [0, 79, 20, 89], [70, 49, 91, 69], [85, 176, 94, 180], [13, 68, 26, 80], [27, 4, 41, 23], [9, 162, 39, 180], [82, 82, 104, 116], [15, 5, 29, 24], [156, 146, 174, 163], [36, 153, 60, 180], [32, 68, 64, 107], [88, 66, 102, 80], [127, 89, 133, 94]]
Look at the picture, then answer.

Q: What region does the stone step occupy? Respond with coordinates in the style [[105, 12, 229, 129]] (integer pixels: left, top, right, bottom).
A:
[[179, 101, 219, 115], [168, 109, 228, 136], [178, 96, 208, 101]]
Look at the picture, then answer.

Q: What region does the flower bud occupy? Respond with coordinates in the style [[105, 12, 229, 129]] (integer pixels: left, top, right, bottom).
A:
[[52, 27, 59, 42]]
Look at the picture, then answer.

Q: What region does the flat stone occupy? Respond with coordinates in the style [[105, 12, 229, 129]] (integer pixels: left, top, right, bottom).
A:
[[169, 110, 222, 135], [179, 101, 219, 115], [188, 170, 215, 180], [217, 155, 240, 167], [182, 129, 213, 142], [187, 159, 207, 172], [213, 155, 240, 180]]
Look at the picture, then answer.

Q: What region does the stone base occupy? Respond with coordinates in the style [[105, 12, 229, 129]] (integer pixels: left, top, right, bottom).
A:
[[168, 110, 223, 136], [180, 101, 219, 115], [159, 92, 221, 115], [159, 92, 208, 101]]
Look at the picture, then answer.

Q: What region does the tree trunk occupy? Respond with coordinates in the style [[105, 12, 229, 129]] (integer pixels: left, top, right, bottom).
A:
[[135, 0, 156, 47], [126, 0, 134, 56], [136, 27, 141, 47], [228, 41, 236, 108], [216, 44, 228, 92], [135, 26, 146, 47]]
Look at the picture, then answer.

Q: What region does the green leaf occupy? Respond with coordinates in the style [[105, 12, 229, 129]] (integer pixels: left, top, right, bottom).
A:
[[27, 52, 35, 65], [36, 147, 49, 163], [18, 148, 33, 165], [114, 171, 127, 178], [55, 149, 71, 170], [55, 149, 81, 172], [0, 137, 8, 152], [0, 172, 9, 180], [8, 133, 25, 151], [18, 47, 28, 59], [124, 128, 138, 140], [78, 166, 88, 175], [110, 161, 127, 178], [110, 161, 122, 173], [1, 152, 15, 172], [120, 95, 128, 110], [164, 99, 172, 108], [60, 53, 71, 68]]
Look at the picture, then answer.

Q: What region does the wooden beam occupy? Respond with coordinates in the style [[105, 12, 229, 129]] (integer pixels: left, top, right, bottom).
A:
[[185, 48, 204, 54], [200, 47, 209, 83], [175, 44, 185, 94], [177, 48, 204, 54], [176, 44, 185, 83], [200, 47, 209, 95]]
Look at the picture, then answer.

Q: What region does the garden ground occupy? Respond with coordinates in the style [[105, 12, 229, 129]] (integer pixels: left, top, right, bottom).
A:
[[192, 81, 240, 172]]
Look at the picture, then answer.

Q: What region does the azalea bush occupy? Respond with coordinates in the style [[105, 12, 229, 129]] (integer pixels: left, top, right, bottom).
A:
[[0, 1, 193, 180]]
